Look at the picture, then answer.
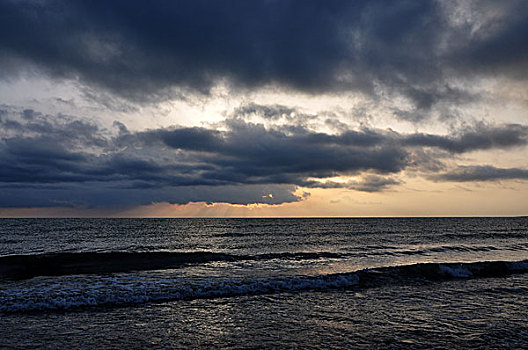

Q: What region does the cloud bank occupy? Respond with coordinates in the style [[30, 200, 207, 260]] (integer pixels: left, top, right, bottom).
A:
[[1, 106, 527, 207]]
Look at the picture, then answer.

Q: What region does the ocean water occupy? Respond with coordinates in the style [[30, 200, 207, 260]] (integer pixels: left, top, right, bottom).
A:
[[1, 217, 527, 349]]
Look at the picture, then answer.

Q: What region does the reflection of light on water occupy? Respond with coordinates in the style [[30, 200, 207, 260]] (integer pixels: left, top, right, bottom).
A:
[[296, 260, 371, 276], [293, 242, 528, 277]]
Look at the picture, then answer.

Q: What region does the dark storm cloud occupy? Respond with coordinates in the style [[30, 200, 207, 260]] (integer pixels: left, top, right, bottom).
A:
[[403, 123, 528, 153], [431, 166, 528, 182], [0, 0, 367, 98], [453, 1, 528, 79], [0, 110, 109, 149], [100, 121, 409, 201], [0, 183, 301, 208], [1, 0, 527, 110], [1, 106, 528, 207]]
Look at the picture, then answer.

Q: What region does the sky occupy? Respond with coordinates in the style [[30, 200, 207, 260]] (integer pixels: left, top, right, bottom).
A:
[[0, 0, 527, 217]]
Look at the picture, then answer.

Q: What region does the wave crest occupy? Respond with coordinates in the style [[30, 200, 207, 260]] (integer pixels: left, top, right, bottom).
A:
[[1, 259, 526, 313]]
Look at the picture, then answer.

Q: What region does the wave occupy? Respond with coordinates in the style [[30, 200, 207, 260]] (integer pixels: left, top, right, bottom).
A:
[[0, 251, 343, 280], [355, 243, 528, 257], [1, 259, 527, 313], [2, 244, 527, 280]]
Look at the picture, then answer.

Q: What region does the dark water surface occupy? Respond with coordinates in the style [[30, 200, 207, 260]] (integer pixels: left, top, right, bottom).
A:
[[1, 218, 527, 348]]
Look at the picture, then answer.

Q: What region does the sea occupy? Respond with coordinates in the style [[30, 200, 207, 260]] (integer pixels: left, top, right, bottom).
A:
[[1, 217, 527, 349]]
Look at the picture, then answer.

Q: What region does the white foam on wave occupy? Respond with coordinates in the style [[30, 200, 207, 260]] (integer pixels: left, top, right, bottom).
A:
[[438, 265, 473, 278], [3, 259, 527, 313], [0, 273, 360, 313]]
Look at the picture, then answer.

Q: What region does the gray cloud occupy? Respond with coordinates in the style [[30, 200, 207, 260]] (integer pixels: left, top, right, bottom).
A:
[[0, 0, 526, 116], [1, 106, 527, 207], [348, 175, 401, 193], [430, 166, 528, 182], [305, 175, 401, 193], [403, 123, 528, 153], [0, 183, 300, 208]]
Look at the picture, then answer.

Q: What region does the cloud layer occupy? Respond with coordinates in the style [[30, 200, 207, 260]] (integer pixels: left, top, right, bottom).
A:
[[1, 1, 528, 211], [1, 106, 527, 207], [431, 166, 528, 182], [1, 0, 527, 113]]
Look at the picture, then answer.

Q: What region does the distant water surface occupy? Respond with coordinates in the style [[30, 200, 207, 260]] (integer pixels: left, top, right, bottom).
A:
[[1, 218, 527, 348]]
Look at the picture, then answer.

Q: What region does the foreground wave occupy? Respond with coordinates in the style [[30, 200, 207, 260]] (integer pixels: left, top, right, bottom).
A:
[[1, 259, 527, 313], [4, 243, 527, 280], [0, 251, 343, 280]]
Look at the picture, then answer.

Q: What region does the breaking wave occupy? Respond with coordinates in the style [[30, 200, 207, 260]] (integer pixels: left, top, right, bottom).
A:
[[1, 259, 527, 313], [4, 243, 527, 280], [0, 251, 343, 280]]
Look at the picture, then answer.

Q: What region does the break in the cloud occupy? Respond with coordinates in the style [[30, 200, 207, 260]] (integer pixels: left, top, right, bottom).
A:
[[0, 0, 527, 215]]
